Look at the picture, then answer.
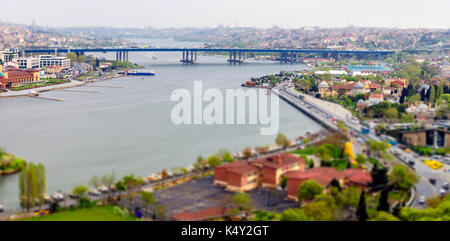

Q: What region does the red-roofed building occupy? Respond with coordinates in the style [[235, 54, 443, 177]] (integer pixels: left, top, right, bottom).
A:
[[214, 153, 305, 192], [171, 206, 228, 221], [284, 167, 372, 201], [0, 68, 40, 88]]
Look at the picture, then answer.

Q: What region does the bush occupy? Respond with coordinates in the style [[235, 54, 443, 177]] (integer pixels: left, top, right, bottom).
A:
[[412, 146, 433, 156]]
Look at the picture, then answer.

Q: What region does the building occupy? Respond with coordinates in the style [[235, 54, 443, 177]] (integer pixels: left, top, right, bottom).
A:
[[214, 153, 305, 192], [396, 129, 450, 148], [352, 82, 366, 95], [331, 82, 355, 97], [368, 93, 384, 105], [0, 67, 40, 88], [318, 81, 331, 97], [16, 57, 40, 69], [284, 167, 372, 201], [39, 55, 70, 69], [0, 49, 19, 63], [44, 65, 63, 74]]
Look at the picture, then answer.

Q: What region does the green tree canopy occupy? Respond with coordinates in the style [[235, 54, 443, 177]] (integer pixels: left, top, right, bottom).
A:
[[297, 180, 324, 201]]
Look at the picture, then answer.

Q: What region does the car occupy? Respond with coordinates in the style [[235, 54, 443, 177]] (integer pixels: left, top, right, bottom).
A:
[[429, 178, 437, 185], [443, 182, 449, 190], [88, 189, 101, 196], [0, 204, 4, 213], [97, 185, 109, 193], [408, 160, 415, 166], [418, 196, 426, 205], [51, 191, 65, 202], [432, 155, 442, 161], [440, 189, 447, 196]]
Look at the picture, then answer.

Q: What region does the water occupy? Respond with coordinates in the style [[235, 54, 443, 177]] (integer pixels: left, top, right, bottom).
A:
[[0, 39, 322, 209]]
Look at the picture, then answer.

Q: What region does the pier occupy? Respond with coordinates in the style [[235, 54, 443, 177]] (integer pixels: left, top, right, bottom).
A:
[[53, 89, 99, 93], [84, 85, 123, 88], [29, 95, 65, 101]]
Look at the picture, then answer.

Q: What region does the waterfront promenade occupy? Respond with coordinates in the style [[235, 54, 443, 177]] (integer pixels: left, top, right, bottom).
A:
[[0, 80, 86, 98]]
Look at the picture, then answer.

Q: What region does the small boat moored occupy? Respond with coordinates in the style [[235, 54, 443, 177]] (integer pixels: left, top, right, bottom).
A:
[[127, 69, 155, 76]]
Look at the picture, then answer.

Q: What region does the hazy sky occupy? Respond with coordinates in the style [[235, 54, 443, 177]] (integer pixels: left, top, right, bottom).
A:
[[1, 0, 449, 29]]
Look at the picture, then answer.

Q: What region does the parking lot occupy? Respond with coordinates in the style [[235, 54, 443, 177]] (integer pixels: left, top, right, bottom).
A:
[[142, 176, 299, 219]]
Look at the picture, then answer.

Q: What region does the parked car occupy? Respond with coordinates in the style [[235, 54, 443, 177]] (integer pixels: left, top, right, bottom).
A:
[[88, 189, 101, 196], [97, 185, 109, 194], [408, 160, 415, 166], [418, 196, 426, 205], [51, 191, 65, 202], [429, 178, 437, 185], [440, 189, 447, 196], [443, 182, 449, 190]]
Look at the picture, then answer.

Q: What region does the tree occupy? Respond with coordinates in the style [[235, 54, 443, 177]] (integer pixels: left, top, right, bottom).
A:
[[302, 198, 336, 221], [18, 162, 46, 211], [66, 52, 77, 65], [72, 185, 88, 205], [384, 108, 398, 119], [355, 154, 367, 165], [400, 113, 415, 123], [242, 147, 253, 160], [337, 186, 361, 208], [208, 155, 222, 168], [370, 163, 389, 191], [356, 190, 368, 221], [275, 133, 289, 149], [389, 165, 419, 191], [231, 193, 253, 220], [437, 80, 444, 100], [194, 155, 207, 172], [377, 188, 390, 212], [429, 85, 436, 104], [280, 176, 288, 190], [89, 175, 100, 189], [368, 211, 400, 221], [297, 180, 324, 201], [221, 151, 234, 163], [141, 191, 156, 218], [280, 208, 310, 221]]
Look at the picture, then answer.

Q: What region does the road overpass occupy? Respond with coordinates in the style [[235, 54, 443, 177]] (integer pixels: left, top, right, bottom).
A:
[[23, 48, 396, 64]]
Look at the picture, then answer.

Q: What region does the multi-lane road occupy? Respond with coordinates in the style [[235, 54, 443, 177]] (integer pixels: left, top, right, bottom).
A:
[[276, 84, 449, 208]]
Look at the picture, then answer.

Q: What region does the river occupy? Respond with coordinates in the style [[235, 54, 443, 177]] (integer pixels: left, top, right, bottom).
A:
[[0, 39, 322, 209]]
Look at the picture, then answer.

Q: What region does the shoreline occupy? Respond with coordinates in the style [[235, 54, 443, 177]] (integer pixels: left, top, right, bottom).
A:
[[0, 73, 125, 99]]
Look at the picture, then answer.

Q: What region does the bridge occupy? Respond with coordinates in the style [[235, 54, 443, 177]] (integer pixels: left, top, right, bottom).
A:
[[23, 48, 396, 64]]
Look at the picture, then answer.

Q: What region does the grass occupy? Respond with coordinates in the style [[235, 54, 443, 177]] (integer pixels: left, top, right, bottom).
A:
[[10, 79, 69, 91], [20, 206, 138, 221]]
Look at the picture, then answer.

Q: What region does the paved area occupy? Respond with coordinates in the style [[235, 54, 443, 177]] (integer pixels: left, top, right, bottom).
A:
[[0, 80, 85, 98], [134, 176, 298, 219]]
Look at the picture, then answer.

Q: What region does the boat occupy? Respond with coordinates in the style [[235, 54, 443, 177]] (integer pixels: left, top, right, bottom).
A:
[[127, 70, 155, 76]]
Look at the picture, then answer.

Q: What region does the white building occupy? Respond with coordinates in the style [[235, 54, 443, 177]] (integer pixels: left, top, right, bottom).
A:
[[16, 57, 40, 69], [39, 55, 70, 69], [0, 49, 19, 63]]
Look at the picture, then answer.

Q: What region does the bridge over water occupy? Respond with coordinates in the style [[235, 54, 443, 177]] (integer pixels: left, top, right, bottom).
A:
[[23, 48, 396, 64]]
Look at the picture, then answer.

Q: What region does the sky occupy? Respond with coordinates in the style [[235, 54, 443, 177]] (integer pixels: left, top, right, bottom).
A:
[[1, 0, 449, 29]]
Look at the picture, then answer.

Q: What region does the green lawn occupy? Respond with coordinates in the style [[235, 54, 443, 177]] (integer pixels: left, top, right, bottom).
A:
[[20, 206, 138, 221]]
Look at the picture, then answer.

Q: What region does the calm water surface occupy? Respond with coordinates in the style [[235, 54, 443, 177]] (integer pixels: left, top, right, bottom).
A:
[[0, 40, 322, 208]]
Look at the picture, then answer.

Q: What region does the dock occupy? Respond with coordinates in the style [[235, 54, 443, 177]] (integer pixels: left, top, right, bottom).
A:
[[85, 85, 123, 88], [29, 95, 65, 101], [53, 89, 99, 93]]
